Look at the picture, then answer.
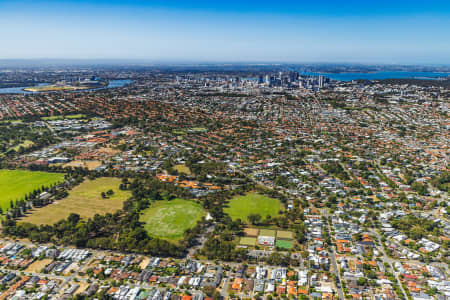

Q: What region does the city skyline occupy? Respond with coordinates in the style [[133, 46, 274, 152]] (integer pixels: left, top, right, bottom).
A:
[[1, 0, 450, 64]]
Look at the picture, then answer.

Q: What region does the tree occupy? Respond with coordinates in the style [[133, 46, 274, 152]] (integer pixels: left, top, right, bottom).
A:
[[357, 277, 367, 286], [212, 290, 222, 300], [68, 213, 81, 225], [248, 214, 261, 225], [411, 181, 428, 196], [203, 286, 216, 297]]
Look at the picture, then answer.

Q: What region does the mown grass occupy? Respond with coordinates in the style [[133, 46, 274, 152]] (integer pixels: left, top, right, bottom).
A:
[[224, 192, 281, 221], [140, 199, 205, 241], [276, 239, 293, 249], [0, 169, 65, 211], [239, 237, 257, 246]]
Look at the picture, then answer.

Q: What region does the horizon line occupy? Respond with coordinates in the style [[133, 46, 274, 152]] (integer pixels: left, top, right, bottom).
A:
[[1, 59, 450, 67]]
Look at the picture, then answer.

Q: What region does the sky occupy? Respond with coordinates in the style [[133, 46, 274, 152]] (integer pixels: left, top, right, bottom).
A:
[[0, 0, 450, 64]]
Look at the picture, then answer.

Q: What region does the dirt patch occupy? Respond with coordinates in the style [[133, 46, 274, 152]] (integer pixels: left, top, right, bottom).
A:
[[98, 147, 121, 154], [74, 281, 90, 295], [25, 259, 53, 273], [244, 228, 259, 237], [139, 257, 151, 270], [63, 160, 102, 170]]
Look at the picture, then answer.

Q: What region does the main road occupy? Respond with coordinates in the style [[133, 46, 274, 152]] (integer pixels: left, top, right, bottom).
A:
[[323, 209, 345, 300]]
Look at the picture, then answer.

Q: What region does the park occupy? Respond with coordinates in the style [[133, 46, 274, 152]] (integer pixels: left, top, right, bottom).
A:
[[140, 199, 205, 241], [224, 192, 282, 222], [0, 169, 65, 211], [20, 177, 130, 225]]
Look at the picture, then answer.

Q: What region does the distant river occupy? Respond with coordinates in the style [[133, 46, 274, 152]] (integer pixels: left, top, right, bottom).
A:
[[0, 79, 133, 94], [301, 71, 450, 82]]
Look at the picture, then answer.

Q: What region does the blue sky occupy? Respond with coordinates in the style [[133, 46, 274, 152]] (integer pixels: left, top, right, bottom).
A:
[[1, 0, 450, 63]]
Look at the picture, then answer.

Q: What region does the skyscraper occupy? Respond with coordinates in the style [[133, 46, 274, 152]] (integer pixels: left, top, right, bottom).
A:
[[259, 75, 264, 84], [318, 75, 324, 88]]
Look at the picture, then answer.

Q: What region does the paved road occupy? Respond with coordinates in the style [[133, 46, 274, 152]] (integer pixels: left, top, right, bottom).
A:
[[371, 229, 408, 299], [186, 224, 215, 259], [323, 210, 344, 300], [220, 277, 229, 298], [328, 247, 344, 300]]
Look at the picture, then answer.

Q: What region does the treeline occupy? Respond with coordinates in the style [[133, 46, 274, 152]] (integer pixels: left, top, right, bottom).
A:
[[5, 182, 69, 219], [202, 236, 248, 262], [3, 211, 189, 257]]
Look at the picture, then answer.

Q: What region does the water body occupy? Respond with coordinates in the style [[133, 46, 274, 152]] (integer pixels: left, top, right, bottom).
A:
[[0, 83, 50, 94], [0, 79, 133, 94], [300, 71, 450, 82]]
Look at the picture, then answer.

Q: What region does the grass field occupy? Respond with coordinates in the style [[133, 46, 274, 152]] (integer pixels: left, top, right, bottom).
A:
[[239, 237, 257, 246], [276, 239, 293, 250], [62, 160, 102, 170], [172, 130, 186, 135], [42, 114, 86, 121], [140, 199, 205, 240], [0, 120, 23, 124], [0, 169, 65, 211], [259, 229, 277, 237], [277, 230, 294, 240], [173, 164, 191, 175], [189, 127, 207, 132], [224, 192, 281, 221], [21, 177, 130, 225]]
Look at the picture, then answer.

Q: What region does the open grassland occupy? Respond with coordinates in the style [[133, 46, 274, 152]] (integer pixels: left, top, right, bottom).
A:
[[189, 127, 207, 132], [239, 237, 257, 246], [42, 114, 86, 121], [21, 177, 130, 225], [0, 170, 65, 211], [224, 192, 281, 221], [173, 164, 191, 175], [277, 230, 294, 240], [259, 229, 277, 237], [140, 199, 205, 241]]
